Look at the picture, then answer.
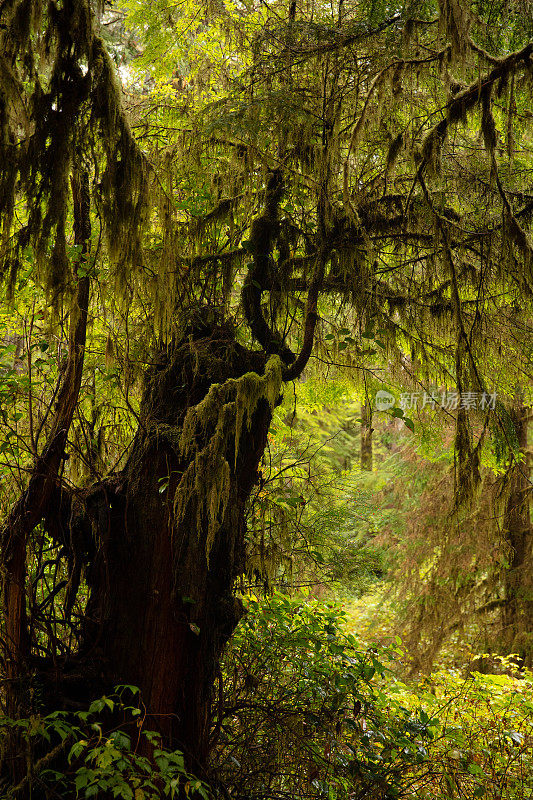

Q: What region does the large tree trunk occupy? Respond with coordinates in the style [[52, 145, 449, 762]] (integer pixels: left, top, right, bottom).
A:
[[1, 314, 282, 792], [500, 405, 533, 665], [79, 325, 280, 769]]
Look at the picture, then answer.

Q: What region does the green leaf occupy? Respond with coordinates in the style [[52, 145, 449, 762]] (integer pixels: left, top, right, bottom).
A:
[[88, 699, 105, 714], [74, 771, 91, 790], [69, 741, 87, 763]]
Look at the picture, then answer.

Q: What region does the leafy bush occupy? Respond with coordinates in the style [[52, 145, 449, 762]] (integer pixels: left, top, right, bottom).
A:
[[409, 665, 533, 799], [3, 600, 533, 800], [214, 593, 434, 800], [0, 686, 208, 799], [215, 594, 533, 800]]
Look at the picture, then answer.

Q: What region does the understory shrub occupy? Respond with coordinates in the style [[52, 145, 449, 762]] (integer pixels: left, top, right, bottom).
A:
[[215, 593, 533, 800], [0, 686, 208, 799], [1, 597, 532, 799]]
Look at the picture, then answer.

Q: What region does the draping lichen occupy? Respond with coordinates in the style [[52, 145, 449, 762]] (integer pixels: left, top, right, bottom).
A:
[[0, 0, 148, 302], [175, 355, 283, 564]]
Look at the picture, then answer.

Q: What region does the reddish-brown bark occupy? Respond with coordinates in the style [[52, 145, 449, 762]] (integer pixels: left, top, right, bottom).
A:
[[78, 331, 274, 769]]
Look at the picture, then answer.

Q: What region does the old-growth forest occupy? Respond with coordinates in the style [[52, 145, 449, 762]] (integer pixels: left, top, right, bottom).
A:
[[0, 0, 533, 797]]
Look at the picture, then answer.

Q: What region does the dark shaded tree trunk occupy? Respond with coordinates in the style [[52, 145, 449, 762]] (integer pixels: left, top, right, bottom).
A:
[[1, 312, 282, 793], [77, 326, 278, 769], [360, 403, 373, 472], [501, 406, 533, 665]]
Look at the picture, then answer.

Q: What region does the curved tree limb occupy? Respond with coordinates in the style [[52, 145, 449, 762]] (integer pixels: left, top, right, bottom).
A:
[[0, 170, 91, 713], [420, 41, 533, 169], [282, 246, 327, 382], [241, 169, 295, 365]]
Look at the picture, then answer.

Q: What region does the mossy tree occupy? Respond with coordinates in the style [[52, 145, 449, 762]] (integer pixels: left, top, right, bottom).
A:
[[500, 403, 533, 661], [1, 0, 533, 788]]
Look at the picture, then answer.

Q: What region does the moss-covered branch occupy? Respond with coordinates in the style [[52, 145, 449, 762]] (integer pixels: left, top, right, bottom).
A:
[[241, 170, 295, 365]]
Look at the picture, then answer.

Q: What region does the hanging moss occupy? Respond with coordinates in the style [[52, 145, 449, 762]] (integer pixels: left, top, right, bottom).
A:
[[481, 87, 497, 152], [92, 38, 150, 287], [438, 0, 471, 62], [0, 0, 149, 303], [175, 354, 283, 564], [420, 125, 445, 177], [385, 132, 404, 179]]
